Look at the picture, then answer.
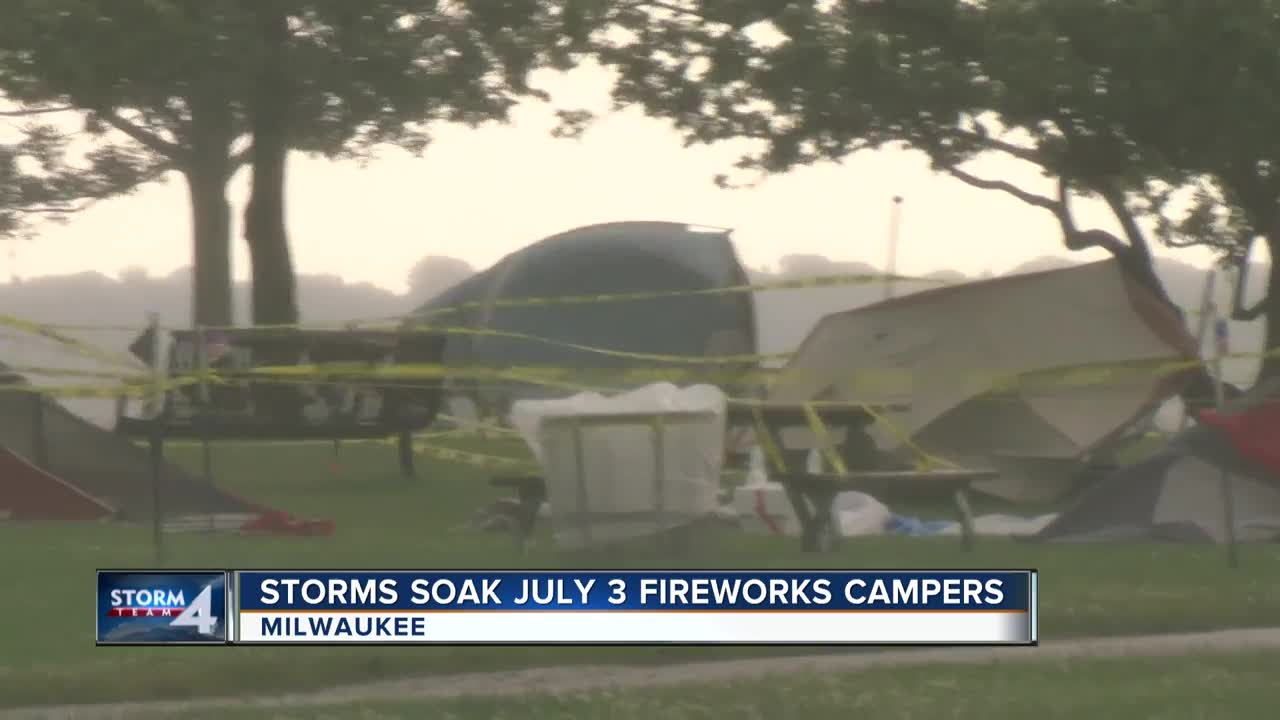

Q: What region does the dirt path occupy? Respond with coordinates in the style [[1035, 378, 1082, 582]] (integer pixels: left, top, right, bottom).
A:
[[8, 628, 1279, 720]]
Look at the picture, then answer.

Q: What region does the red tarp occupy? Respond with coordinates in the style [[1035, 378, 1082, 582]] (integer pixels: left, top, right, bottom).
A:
[[239, 510, 336, 537], [0, 448, 114, 521], [1199, 402, 1280, 475]]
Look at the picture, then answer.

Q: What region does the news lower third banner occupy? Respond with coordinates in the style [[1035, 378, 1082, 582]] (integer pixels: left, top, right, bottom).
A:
[[97, 569, 1038, 646]]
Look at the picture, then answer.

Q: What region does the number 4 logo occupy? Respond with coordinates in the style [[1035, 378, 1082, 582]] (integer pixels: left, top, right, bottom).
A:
[[169, 585, 219, 636]]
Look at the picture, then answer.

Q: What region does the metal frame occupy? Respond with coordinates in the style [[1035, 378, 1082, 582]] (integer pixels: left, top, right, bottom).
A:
[[539, 410, 718, 550]]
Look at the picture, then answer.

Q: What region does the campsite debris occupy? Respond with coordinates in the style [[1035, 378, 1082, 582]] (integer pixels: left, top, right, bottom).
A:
[[770, 259, 1202, 505]]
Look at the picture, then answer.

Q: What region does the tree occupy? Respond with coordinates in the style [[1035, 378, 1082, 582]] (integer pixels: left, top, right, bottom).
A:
[[1072, 0, 1280, 378], [589, 0, 1278, 388], [117, 265, 150, 284], [406, 254, 475, 302], [1, 0, 595, 326], [0, 1, 254, 326], [233, 0, 594, 325]]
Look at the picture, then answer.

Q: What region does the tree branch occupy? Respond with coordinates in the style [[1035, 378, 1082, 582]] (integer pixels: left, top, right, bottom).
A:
[[944, 165, 1059, 211], [630, 0, 704, 17], [1063, 227, 1131, 256], [952, 125, 1044, 166], [1235, 301, 1267, 321], [0, 105, 75, 117], [97, 109, 187, 160], [1046, 118, 1155, 266], [1036, 176, 1136, 260], [1054, 176, 1079, 237], [11, 161, 173, 222], [1054, 180, 1128, 255], [1097, 182, 1152, 262], [17, 204, 82, 215]]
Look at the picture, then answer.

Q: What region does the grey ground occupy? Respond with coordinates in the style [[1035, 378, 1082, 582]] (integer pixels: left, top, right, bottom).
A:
[[6, 627, 1278, 720]]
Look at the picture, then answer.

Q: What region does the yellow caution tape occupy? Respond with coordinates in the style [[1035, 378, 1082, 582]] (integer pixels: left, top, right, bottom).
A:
[[0, 356, 1203, 399], [0, 315, 144, 370], [748, 405, 788, 475], [1, 365, 153, 383], [858, 403, 960, 471], [236, 355, 1209, 391], [387, 322, 788, 364], [370, 272, 943, 321], [433, 413, 521, 437], [412, 441, 538, 471], [0, 375, 206, 398], [802, 403, 849, 475], [7, 340, 1275, 405]]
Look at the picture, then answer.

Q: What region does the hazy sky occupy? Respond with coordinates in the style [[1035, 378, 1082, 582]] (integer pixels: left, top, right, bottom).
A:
[[7, 64, 1222, 294]]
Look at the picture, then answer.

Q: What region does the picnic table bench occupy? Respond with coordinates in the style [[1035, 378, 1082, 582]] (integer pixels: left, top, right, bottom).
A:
[[489, 400, 997, 553]]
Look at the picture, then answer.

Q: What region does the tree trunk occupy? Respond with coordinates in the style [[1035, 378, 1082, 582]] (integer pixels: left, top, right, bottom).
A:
[[242, 2, 301, 424], [184, 146, 234, 328], [243, 3, 298, 327], [1104, 243, 1240, 413], [243, 140, 296, 326]]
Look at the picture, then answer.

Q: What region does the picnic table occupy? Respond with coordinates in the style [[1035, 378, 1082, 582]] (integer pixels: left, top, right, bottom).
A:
[[725, 400, 997, 552], [115, 325, 448, 481], [489, 400, 997, 554]]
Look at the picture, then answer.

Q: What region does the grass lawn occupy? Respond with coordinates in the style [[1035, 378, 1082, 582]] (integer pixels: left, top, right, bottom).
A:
[[185, 650, 1280, 720], [2, 435, 1277, 708]]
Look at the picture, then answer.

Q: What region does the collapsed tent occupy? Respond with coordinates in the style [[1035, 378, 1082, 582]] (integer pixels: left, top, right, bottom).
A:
[[411, 221, 759, 409], [1198, 385, 1280, 477], [768, 259, 1200, 503], [1032, 422, 1280, 543], [0, 366, 318, 532]]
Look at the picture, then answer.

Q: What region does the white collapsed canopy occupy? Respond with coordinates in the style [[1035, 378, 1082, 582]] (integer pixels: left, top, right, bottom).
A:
[[767, 259, 1201, 502]]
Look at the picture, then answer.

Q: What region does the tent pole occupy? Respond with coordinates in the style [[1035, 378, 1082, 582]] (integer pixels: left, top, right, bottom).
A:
[[194, 324, 215, 488], [146, 312, 167, 567], [1210, 290, 1240, 568]]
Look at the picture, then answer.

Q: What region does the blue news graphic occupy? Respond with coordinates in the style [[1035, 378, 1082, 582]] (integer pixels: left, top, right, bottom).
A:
[[237, 570, 1033, 613], [97, 571, 228, 644]]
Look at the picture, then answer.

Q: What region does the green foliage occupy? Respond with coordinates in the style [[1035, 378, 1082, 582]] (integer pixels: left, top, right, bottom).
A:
[[0, 0, 601, 319], [0, 0, 597, 163], [590, 0, 1280, 257], [0, 119, 164, 239]]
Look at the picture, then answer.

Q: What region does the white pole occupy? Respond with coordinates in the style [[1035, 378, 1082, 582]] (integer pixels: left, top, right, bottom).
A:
[[148, 313, 165, 418], [1182, 269, 1218, 430], [1211, 294, 1240, 568], [885, 195, 904, 300]]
